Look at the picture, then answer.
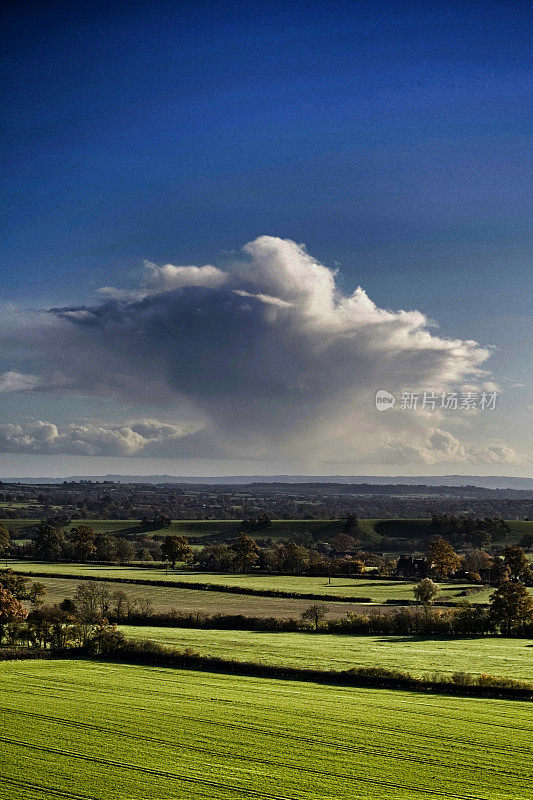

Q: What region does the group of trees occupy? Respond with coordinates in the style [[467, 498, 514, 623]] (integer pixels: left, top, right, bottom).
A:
[[19, 522, 154, 564], [139, 514, 172, 530], [5, 517, 533, 593], [241, 514, 272, 533], [194, 535, 374, 575], [425, 535, 533, 585], [0, 523, 9, 558], [2, 478, 532, 523], [413, 572, 533, 635], [160, 535, 193, 568], [0, 571, 125, 652], [302, 582, 533, 635], [1, 563, 532, 653], [489, 581, 533, 634], [429, 515, 509, 549], [194, 533, 261, 573], [426, 536, 462, 578]]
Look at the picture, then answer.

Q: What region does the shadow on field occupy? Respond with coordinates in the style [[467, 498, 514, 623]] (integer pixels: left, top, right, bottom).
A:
[[374, 634, 493, 643]]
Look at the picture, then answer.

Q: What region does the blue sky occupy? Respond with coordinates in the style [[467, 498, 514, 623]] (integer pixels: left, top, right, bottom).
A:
[[1, 0, 531, 476]]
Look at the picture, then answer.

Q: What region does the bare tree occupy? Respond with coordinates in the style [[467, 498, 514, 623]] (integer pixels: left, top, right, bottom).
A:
[[301, 604, 328, 631]]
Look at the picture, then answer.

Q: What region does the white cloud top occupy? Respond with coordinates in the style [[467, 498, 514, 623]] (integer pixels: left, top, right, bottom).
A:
[[0, 419, 199, 457], [0, 236, 518, 465]]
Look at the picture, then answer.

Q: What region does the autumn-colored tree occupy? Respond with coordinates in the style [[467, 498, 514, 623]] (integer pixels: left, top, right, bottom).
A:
[[307, 549, 328, 575], [427, 536, 461, 578], [0, 586, 26, 644], [331, 557, 364, 577], [489, 582, 533, 634], [231, 532, 260, 573], [0, 569, 28, 598], [161, 535, 193, 568], [0, 569, 45, 606], [349, 558, 365, 576]]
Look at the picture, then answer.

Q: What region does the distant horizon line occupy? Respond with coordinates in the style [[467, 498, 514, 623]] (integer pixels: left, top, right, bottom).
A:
[[1, 472, 532, 489]]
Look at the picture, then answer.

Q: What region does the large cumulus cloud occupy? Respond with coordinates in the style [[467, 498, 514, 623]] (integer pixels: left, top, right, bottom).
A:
[[0, 419, 204, 457], [1, 236, 515, 464]]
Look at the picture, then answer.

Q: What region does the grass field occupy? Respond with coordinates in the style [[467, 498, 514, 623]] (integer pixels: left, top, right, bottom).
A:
[[2, 519, 138, 537], [22, 575, 373, 619], [8, 560, 492, 602], [0, 660, 530, 799], [119, 626, 533, 681], [3, 516, 531, 544]]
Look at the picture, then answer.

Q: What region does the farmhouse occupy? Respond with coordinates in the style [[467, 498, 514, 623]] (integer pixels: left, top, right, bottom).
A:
[[395, 555, 431, 579]]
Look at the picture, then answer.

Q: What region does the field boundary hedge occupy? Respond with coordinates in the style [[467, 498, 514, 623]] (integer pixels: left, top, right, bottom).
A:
[[97, 645, 533, 699], [12, 568, 374, 603], [113, 611, 308, 631], [0, 648, 56, 660], [1, 645, 531, 700], [13, 567, 493, 608], [12, 565, 488, 606]]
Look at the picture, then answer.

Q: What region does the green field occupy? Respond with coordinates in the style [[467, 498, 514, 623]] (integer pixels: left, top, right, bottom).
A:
[[21, 575, 371, 619], [8, 560, 491, 603], [2, 519, 138, 537], [0, 660, 530, 799], [0, 502, 39, 508], [120, 626, 533, 681], [4, 516, 531, 545]]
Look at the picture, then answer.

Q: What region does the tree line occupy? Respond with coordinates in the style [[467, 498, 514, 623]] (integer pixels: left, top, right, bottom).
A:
[[3, 521, 532, 591], [2, 568, 532, 651]]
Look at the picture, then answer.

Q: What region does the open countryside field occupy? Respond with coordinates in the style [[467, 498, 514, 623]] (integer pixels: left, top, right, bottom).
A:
[[120, 627, 533, 681], [23, 575, 374, 618], [3, 518, 137, 538], [0, 660, 531, 800], [3, 517, 531, 544], [8, 560, 494, 603]]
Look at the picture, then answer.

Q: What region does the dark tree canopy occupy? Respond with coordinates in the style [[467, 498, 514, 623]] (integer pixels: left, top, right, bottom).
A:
[[489, 582, 533, 634], [68, 525, 96, 562], [503, 546, 531, 581], [0, 523, 9, 553], [161, 535, 193, 568], [34, 522, 65, 560]]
